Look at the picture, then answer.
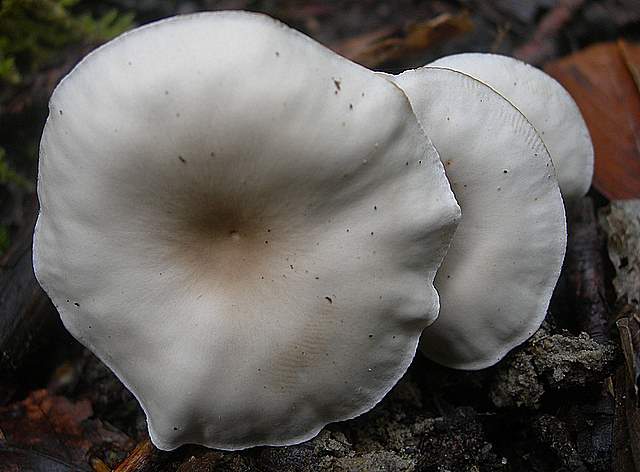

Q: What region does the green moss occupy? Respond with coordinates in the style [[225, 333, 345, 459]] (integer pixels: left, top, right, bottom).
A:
[[0, 0, 133, 87], [0, 1, 133, 191], [0, 147, 31, 189]]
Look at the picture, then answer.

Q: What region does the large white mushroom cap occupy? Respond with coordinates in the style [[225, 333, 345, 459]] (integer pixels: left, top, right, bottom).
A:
[[429, 53, 594, 203], [33, 12, 460, 450], [392, 67, 567, 370]]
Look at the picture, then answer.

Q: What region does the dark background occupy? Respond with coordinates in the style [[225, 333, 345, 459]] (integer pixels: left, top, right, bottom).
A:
[[1, 1, 639, 471]]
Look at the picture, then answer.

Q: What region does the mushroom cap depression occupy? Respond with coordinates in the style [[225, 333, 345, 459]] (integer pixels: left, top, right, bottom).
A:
[[33, 12, 460, 450], [392, 67, 566, 369], [429, 53, 594, 203]]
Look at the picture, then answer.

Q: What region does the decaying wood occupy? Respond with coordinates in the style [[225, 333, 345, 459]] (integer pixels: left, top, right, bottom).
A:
[[613, 358, 640, 472], [599, 200, 640, 471], [618, 315, 640, 397], [616, 313, 640, 471], [566, 197, 610, 343], [0, 197, 57, 374], [601, 200, 640, 393]]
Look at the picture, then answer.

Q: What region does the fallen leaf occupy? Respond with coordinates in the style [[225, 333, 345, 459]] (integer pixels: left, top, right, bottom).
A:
[[332, 12, 473, 69], [620, 41, 640, 95], [544, 41, 640, 200], [0, 389, 132, 472]]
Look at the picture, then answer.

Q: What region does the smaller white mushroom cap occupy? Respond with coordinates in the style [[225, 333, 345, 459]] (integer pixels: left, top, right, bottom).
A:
[[392, 66, 567, 369], [429, 53, 594, 202], [34, 12, 460, 450]]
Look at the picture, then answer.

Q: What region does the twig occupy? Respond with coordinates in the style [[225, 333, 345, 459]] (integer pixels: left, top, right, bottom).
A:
[[514, 0, 585, 65], [114, 439, 158, 472], [618, 314, 640, 397]]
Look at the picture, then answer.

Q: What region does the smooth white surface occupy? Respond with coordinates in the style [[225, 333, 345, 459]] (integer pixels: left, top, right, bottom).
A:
[[34, 12, 460, 450], [429, 53, 593, 202], [393, 67, 566, 369]]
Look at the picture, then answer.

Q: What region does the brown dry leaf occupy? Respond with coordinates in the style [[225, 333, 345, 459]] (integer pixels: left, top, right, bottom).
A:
[[0, 389, 132, 471], [620, 41, 640, 95], [332, 12, 473, 69], [544, 41, 640, 200]]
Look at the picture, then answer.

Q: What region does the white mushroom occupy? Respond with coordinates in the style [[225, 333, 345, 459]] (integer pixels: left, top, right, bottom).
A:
[[392, 67, 566, 369], [33, 12, 460, 450], [428, 53, 594, 203]]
